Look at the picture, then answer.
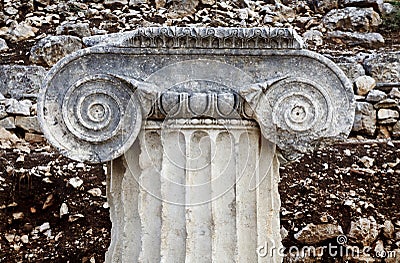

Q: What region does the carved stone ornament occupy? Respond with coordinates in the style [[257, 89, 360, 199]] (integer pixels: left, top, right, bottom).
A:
[[38, 27, 355, 163]]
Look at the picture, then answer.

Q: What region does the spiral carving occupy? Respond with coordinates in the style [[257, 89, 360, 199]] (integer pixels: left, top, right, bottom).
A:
[[39, 74, 142, 163], [253, 77, 336, 160]]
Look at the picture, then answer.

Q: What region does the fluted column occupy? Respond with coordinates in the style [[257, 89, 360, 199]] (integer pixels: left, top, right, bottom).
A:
[[106, 119, 282, 263]]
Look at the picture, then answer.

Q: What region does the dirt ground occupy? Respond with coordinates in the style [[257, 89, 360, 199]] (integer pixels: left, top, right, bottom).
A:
[[0, 140, 399, 262]]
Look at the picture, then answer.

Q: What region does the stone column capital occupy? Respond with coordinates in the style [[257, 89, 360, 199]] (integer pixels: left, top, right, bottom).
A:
[[38, 27, 355, 163]]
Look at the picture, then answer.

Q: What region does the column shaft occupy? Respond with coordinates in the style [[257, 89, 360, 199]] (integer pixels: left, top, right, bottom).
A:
[[106, 121, 282, 262]]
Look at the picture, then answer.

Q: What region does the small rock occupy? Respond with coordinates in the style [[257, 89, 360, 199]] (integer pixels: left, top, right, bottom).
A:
[[12, 212, 24, 220], [338, 63, 366, 82], [4, 233, 15, 243], [43, 229, 52, 238], [303, 29, 323, 46], [0, 38, 8, 51], [60, 202, 68, 218], [320, 214, 329, 223], [35, 0, 50, 5], [0, 117, 15, 130], [76, 163, 85, 169], [6, 99, 32, 116], [348, 216, 379, 246], [0, 65, 46, 100], [68, 177, 83, 188], [238, 9, 249, 20], [25, 133, 44, 143], [15, 116, 41, 133], [280, 226, 289, 240], [68, 214, 84, 222], [383, 220, 394, 239], [20, 235, 29, 244], [352, 102, 376, 136], [382, 3, 394, 15], [23, 223, 33, 232], [385, 249, 400, 263], [393, 121, 400, 138], [42, 194, 54, 210], [360, 156, 374, 168], [374, 239, 385, 258], [54, 231, 63, 241], [104, 0, 128, 6], [387, 158, 400, 168], [201, 0, 214, 5], [6, 21, 39, 42], [294, 223, 343, 244], [87, 188, 102, 197], [342, 0, 383, 11], [263, 15, 274, 24], [379, 118, 398, 124], [0, 127, 19, 144], [377, 109, 399, 120], [355, 76, 376, 96], [366, 90, 386, 102], [344, 149, 352, 156], [4, 7, 18, 16], [56, 22, 91, 38], [322, 7, 381, 33], [39, 222, 50, 232], [327, 31, 384, 48], [374, 98, 398, 109], [155, 0, 165, 8], [389, 88, 400, 99], [30, 35, 83, 67], [378, 125, 391, 138], [310, 0, 339, 13]]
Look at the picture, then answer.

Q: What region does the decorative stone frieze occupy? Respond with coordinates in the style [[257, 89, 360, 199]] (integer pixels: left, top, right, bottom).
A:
[[116, 27, 303, 49]]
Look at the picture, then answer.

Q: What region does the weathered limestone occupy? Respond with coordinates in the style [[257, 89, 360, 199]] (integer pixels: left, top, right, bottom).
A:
[[30, 35, 83, 67], [37, 27, 355, 262], [0, 65, 46, 99]]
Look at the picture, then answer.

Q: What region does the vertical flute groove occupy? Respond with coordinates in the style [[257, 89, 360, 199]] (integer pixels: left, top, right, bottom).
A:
[[236, 131, 258, 262], [121, 139, 142, 262], [138, 131, 162, 262], [211, 131, 236, 262], [160, 131, 187, 262], [185, 131, 212, 263]]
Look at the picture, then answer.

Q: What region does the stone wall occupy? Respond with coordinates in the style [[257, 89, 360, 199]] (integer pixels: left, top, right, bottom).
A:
[[334, 52, 400, 140]]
